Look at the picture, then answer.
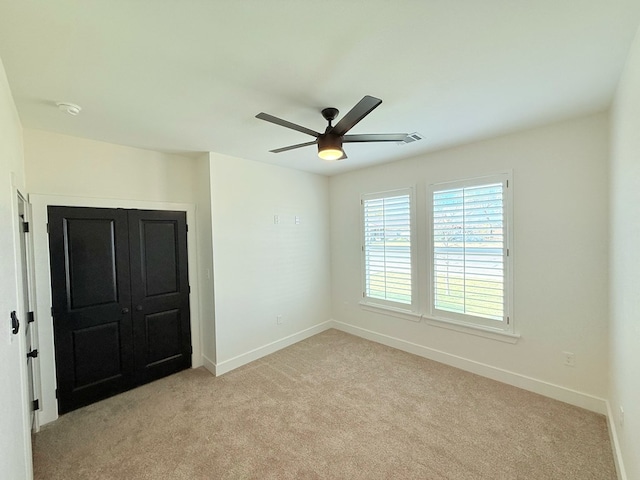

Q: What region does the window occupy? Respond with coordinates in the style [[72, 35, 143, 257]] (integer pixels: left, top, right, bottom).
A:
[[430, 174, 511, 331], [362, 188, 416, 311]]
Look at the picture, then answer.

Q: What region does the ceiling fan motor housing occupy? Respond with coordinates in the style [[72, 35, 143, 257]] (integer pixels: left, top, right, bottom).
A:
[[317, 132, 343, 151]]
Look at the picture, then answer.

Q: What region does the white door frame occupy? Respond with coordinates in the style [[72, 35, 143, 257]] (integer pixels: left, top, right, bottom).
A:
[[16, 191, 41, 432], [30, 194, 203, 427], [10, 180, 34, 479]]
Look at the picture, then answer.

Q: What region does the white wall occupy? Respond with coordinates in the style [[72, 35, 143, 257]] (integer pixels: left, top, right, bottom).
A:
[[330, 113, 610, 410], [0, 58, 32, 478], [23, 129, 208, 425], [610, 26, 640, 480], [194, 153, 215, 362], [24, 129, 197, 203], [209, 153, 331, 372]]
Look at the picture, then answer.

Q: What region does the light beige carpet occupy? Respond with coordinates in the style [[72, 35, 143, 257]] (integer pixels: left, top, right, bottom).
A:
[[33, 329, 616, 479]]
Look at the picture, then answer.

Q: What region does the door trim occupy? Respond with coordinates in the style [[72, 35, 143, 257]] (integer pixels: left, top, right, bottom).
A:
[[17, 191, 41, 432], [10, 180, 34, 480], [30, 194, 202, 427]]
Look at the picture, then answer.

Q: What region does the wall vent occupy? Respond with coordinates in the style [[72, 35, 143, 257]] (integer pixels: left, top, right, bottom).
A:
[[399, 132, 424, 145]]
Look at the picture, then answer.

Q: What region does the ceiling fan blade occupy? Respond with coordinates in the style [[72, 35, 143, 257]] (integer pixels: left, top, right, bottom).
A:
[[269, 140, 317, 153], [256, 112, 320, 137], [331, 95, 382, 136], [343, 133, 408, 143]]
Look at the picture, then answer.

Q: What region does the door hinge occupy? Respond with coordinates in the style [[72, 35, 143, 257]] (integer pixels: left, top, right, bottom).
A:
[[32, 399, 40, 411], [188, 285, 191, 294], [190, 345, 193, 354], [27, 349, 38, 359], [506, 316, 510, 325], [506, 248, 510, 257], [22, 222, 30, 233], [186, 224, 189, 232], [27, 311, 35, 323], [50, 306, 54, 317], [55, 389, 58, 399], [46, 223, 49, 234]]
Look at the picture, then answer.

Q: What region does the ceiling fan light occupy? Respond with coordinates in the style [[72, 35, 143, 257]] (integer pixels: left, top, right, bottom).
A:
[[318, 147, 343, 161], [317, 134, 343, 161]]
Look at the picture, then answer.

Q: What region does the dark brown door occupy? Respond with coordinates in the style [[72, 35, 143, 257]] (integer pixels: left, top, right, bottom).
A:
[[128, 210, 191, 385], [48, 206, 191, 414]]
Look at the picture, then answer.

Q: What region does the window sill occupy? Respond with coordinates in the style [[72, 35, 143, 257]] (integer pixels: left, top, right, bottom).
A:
[[359, 301, 421, 323], [424, 315, 520, 344], [358, 302, 520, 344]]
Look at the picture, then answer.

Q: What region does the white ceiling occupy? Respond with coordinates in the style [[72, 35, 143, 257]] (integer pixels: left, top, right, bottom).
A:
[[1, 1, 639, 176]]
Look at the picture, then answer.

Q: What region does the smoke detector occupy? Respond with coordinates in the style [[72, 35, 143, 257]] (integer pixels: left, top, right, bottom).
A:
[[56, 102, 82, 116]]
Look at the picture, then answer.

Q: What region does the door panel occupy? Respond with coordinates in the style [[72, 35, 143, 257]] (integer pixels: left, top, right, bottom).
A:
[[129, 210, 191, 384], [49, 206, 191, 414], [72, 322, 123, 387], [145, 309, 182, 364], [49, 207, 134, 414], [141, 221, 178, 296], [65, 218, 119, 308]]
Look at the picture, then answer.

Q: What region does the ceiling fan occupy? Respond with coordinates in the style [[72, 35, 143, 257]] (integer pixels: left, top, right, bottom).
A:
[[256, 95, 408, 161]]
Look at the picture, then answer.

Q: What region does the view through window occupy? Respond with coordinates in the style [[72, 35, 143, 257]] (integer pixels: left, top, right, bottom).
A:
[[432, 179, 506, 323]]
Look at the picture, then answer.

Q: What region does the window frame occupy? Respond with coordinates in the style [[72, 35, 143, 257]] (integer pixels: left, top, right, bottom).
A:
[[427, 173, 513, 333], [360, 187, 418, 314]]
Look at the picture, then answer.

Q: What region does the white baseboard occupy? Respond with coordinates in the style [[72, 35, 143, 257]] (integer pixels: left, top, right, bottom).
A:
[[201, 354, 216, 376], [606, 400, 627, 480], [213, 321, 333, 376], [330, 319, 608, 415]]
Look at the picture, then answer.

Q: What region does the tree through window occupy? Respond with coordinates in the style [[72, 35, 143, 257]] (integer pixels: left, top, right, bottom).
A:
[[431, 174, 511, 330]]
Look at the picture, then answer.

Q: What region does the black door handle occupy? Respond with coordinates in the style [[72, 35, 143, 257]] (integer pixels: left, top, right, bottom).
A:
[[135, 305, 143, 312], [121, 307, 129, 314], [10, 311, 19, 335]]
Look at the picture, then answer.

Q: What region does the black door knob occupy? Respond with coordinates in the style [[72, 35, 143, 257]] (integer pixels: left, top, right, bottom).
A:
[[121, 307, 129, 314], [135, 305, 143, 312]]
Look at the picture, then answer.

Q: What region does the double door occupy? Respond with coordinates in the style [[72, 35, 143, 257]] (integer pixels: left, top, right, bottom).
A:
[[48, 207, 191, 414]]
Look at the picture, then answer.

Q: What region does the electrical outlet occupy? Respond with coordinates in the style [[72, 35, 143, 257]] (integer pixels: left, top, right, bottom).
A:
[[619, 406, 624, 428], [276, 315, 283, 325], [563, 351, 575, 367]]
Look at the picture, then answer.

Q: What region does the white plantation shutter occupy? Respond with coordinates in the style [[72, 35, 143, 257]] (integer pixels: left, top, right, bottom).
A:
[[431, 176, 509, 327], [362, 189, 414, 307]]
